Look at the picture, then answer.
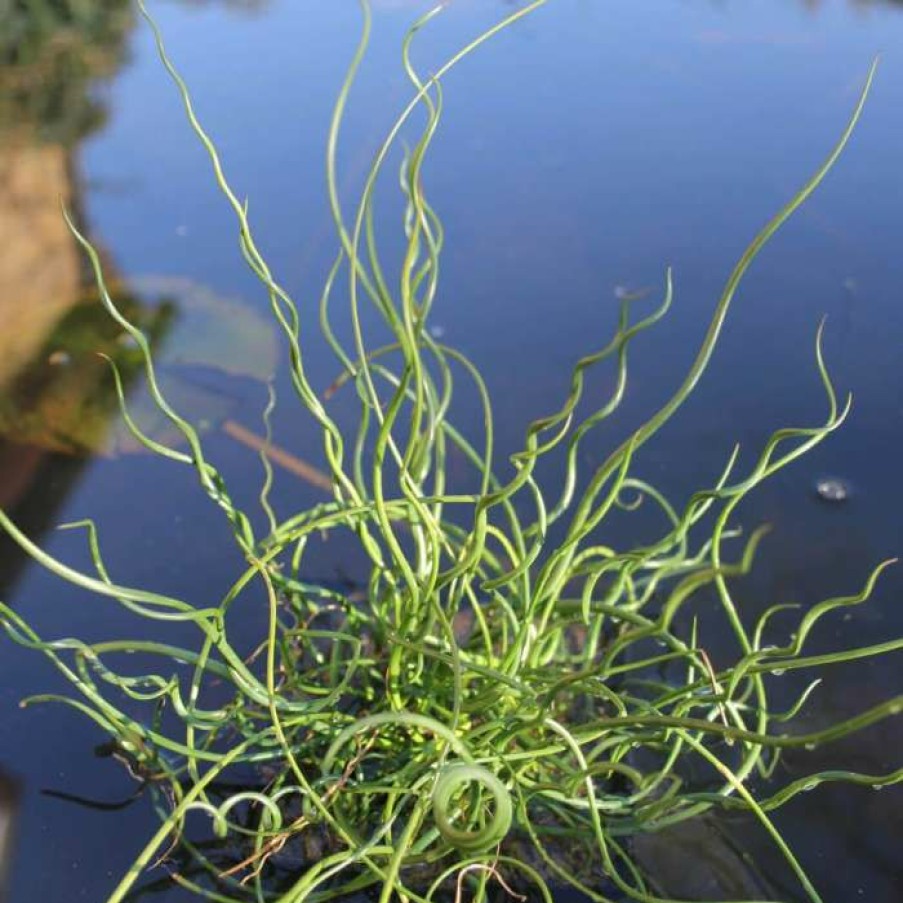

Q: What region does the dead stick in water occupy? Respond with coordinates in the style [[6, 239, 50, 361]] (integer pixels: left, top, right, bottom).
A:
[[221, 419, 333, 493]]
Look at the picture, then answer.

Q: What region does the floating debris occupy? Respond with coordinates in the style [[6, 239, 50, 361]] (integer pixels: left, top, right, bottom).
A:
[[131, 275, 278, 382], [46, 350, 70, 366], [815, 477, 850, 503], [613, 284, 652, 302]]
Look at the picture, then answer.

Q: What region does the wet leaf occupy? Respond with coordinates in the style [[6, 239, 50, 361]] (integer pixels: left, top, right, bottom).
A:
[[0, 276, 277, 456], [131, 275, 278, 382]]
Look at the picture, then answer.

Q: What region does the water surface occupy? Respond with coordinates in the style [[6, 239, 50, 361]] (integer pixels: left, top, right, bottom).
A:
[[1, 1, 902, 900]]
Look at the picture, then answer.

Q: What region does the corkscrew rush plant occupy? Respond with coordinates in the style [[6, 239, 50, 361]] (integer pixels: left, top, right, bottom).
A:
[[1, 2, 901, 901]]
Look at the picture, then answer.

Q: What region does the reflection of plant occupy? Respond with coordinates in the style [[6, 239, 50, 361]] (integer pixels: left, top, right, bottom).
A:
[[0, 288, 173, 455], [0, 277, 278, 456], [0, 0, 270, 144], [1, 3, 901, 903], [0, 0, 133, 144]]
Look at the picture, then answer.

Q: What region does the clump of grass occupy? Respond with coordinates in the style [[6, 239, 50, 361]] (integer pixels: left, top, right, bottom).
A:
[[2, 3, 901, 902]]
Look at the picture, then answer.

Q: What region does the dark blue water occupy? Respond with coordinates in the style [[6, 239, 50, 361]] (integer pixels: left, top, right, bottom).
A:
[[2, 1, 903, 900]]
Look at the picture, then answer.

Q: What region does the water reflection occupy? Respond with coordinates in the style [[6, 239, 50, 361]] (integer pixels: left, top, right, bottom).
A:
[[0, 1, 134, 595], [802, 0, 903, 8], [0, 767, 19, 903], [0, 0, 276, 579], [0, 1, 132, 146], [2, 1, 902, 901], [0, 7, 269, 899]]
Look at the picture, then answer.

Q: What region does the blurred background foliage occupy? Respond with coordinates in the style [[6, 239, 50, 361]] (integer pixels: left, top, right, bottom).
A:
[[0, 0, 133, 145]]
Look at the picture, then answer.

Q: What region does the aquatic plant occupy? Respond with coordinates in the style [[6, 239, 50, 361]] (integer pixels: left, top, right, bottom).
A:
[[2, 2, 901, 902]]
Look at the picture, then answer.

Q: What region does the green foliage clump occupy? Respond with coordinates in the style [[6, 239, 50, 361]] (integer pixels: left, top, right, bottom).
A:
[[0, 0, 133, 144], [2, 3, 901, 902]]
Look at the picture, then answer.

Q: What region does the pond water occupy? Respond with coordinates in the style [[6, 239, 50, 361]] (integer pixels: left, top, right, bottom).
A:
[[1, 1, 902, 900]]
